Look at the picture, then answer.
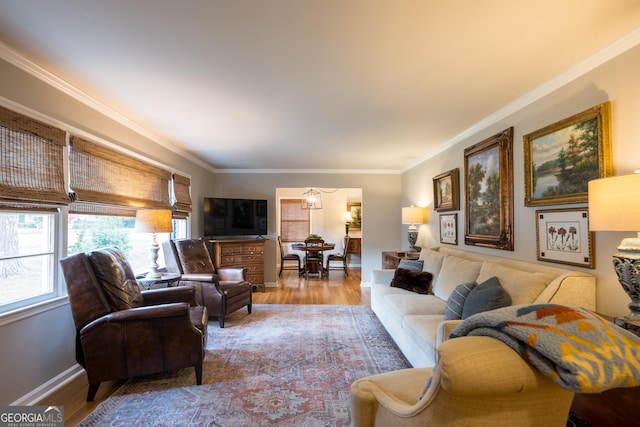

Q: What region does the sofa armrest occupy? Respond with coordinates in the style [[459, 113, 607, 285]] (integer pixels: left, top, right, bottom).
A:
[[436, 319, 463, 348], [371, 269, 396, 285]]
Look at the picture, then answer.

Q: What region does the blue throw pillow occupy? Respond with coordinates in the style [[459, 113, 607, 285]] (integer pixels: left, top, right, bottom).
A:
[[444, 282, 477, 320], [398, 259, 424, 271], [461, 276, 511, 319]]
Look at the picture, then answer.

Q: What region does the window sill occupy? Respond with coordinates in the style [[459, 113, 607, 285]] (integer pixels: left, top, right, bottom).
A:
[[0, 296, 69, 328]]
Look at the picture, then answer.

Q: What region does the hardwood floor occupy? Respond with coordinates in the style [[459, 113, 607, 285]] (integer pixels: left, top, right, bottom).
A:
[[42, 267, 367, 425]]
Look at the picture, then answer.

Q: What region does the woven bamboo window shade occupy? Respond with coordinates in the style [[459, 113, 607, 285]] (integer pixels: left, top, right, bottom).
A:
[[69, 136, 172, 215], [280, 198, 310, 242], [172, 174, 192, 219], [0, 105, 69, 207]]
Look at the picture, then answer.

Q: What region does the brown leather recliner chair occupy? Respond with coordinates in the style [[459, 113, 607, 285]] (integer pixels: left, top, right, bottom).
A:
[[60, 247, 208, 402], [163, 239, 252, 328]]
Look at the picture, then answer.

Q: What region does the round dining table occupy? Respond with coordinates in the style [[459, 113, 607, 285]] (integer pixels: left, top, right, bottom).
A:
[[291, 242, 335, 278]]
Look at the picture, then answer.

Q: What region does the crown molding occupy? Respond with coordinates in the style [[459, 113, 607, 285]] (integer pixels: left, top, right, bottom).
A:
[[215, 168, 401, 174], [402, 26, 640, 173], [0, 41, 216, 174]]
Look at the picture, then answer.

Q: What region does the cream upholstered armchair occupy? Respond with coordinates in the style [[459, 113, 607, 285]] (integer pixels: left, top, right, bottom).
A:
[[350, 336, 575, 427]]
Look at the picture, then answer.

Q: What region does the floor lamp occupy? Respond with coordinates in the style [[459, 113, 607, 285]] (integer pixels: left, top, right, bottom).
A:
[[589, 173, 640, 326], [135, 209, 173, 279], [402, 206, 427, 252]]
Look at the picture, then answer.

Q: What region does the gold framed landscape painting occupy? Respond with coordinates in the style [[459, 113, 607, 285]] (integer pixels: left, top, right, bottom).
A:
[[464, 127, 514, 251], [535, 208, 594, 268], [524, 102, 612, 207]]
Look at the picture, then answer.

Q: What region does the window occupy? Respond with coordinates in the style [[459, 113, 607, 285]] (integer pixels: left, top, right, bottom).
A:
[[0, 211, 58, 311], [68, 214, 187, 274], [280, 199, 310, 242]]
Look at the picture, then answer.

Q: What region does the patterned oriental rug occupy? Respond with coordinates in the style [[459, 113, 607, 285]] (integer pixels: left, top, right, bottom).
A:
[[78, 304, 410, 427]]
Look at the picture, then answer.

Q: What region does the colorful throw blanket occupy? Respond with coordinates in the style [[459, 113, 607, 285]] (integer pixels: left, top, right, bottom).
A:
[[450, 304, 640, 393]]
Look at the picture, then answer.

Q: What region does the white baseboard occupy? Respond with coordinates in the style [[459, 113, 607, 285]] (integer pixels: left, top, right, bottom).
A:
[[12, 364, 84, 406]]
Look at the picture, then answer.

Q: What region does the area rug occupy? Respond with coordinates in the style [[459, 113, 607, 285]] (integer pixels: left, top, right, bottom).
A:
[[78, 304, 411, 426]]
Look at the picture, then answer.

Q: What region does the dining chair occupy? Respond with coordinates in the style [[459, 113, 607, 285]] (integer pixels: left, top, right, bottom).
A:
[[303, 238, 325, 279], [326, 235, 350, 277], [278, 236, 301, 276]]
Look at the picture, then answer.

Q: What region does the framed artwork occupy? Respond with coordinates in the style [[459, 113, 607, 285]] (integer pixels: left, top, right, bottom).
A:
[[524, 102, 612, 207], [439, 213, 458, 245], [433, 168, 459, 212], [464, 127, 514, 251], [347, 202, 362, 230], [536, 208, 594, 268]]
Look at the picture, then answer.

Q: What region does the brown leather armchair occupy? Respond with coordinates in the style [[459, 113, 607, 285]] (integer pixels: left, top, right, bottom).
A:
[[163, 238, 252, 328], [60, 247, 208, 402]]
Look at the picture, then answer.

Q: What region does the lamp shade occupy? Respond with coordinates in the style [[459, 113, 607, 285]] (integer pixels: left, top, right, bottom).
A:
[[134, 209, 173, 233], [588, 174, 640, 232], [402, 206, 427, 225], [344, 211, 353, 223]]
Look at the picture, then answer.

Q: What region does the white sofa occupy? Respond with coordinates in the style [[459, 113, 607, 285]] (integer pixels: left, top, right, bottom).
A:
[[371, 246, 596, 368]]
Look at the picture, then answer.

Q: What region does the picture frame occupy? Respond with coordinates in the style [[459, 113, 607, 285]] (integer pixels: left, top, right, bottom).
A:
[[433, 168, 459, 212], [439, 213, 458, 245], [464, 127, 514, 251], [524, 102, 612, 207], [535, 208, 594, 268], [347, 202, 362, 230]]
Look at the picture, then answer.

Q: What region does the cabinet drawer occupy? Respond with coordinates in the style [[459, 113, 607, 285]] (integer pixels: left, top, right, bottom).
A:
[[220, 245, 243, 255], [220, 255, 244, 265], [246, 274, 264, 285], [244, 264, 264, 274], [242, 245, 263, 254]]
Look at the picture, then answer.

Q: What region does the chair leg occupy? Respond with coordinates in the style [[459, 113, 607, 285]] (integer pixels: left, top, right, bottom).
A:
[[279, 262, 283, 276], [86, 382, 100, 402], [195, 362, 203, 385], [219, 315, 225, 328], [248, 303, 252, 314]]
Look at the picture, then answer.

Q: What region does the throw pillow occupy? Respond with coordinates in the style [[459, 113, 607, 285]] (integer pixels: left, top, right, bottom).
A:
[[444, 282, 477, 320], [390, 267, 434, 294], [397, 259, 424, 271], [461, 276, 511, 319]]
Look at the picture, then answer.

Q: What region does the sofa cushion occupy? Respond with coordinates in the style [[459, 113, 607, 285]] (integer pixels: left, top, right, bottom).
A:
[[419, 249, 447, 286], [398, 259, 424, 271], [386, 294, 447, 317], [461, 276, 511, 319], [391, 268, 434, 294], [476, 262, 554, 305], [433, 256, 482, 301], [444, 282, 477, 320]]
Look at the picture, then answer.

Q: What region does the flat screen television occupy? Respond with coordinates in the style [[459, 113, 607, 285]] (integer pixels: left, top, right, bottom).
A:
[[203, 197, 268, 237]]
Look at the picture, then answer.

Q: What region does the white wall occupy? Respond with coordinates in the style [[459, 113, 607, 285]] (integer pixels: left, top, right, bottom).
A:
[[402, 44, 640, 318]]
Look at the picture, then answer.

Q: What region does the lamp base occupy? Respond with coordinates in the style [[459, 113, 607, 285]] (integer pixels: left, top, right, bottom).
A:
[[407, 230, 418, 251], [145, 234, 162, 279], [612, 255, 640, 320]]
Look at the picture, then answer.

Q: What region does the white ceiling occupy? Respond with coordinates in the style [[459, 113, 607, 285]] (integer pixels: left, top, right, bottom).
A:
[[0, 0, 639, 172]]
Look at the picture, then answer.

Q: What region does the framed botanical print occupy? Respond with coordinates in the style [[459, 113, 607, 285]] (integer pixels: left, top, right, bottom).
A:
[[433, 168, 459, 212], [464, 127, 514, 251], [535, 208, 594, 268], [439, 213, 458, 245], [524, 102, 612, 207]]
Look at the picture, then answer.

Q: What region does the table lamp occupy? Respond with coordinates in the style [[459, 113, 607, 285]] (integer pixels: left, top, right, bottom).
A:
[[402, 206, 427, 251], [588, 172, 640, 322], [135, 209, 173, 279], [344, 211, 353, 235]]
